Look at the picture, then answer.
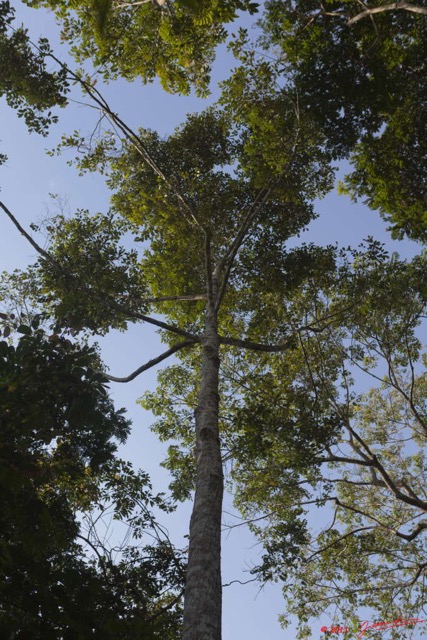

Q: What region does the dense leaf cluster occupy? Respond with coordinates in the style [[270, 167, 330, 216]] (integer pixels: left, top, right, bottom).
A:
[[0, 325, 184, 638], [0, 0, 68, 137]]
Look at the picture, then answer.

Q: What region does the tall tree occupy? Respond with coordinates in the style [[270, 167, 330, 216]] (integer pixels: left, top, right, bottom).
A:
[[1, 78, 336, 638], [1, 2, 425, 638]]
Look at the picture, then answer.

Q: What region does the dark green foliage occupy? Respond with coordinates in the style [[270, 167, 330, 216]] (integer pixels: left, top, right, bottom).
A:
[[35, 210, 150, 334], [258, 0, 427, 240], [1, 1, 425, 634], [140, 244, 427, 632], [0, 326, 130, 468], [0, 324, 184, 638], [341, 105, 427, 241], [0, 0, 68, 136]]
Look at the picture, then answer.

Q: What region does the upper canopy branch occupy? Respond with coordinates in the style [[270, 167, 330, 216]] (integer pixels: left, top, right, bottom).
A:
[[347, 2, 427, 24], [37, 48, 203, 231]]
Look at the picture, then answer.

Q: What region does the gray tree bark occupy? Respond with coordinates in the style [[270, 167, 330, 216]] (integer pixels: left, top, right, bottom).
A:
[[182, 298, 223, 640]]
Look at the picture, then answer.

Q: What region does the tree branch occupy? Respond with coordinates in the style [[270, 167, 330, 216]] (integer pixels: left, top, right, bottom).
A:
[[345, 422, 427, 512], [145, 589, 185, 624], [315, 454, 375, 467], [394, 521, 427, 542], [213, 123, 301, 312], [0, 200, 55, 264], [222, 577, 258, 588], [116, 293, 207, 304], [105, 340, 196, 382], [108, 301, 201, 342], [348, 2, 427, 25], [219, 335, 295, 352], [1, 201, 201, 343], [305, 526, 375, 564], [38, 49, 203, 231]]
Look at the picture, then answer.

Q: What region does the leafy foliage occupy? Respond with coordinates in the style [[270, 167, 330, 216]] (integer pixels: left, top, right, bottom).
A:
[[25, 0, 260, 96], [0, 321, 184, 638], [0, 0, 68, 137], [1, 1, 426, 636], [232, 250, 427, 635], [140, 245, 427, 633], [30, 209, 150, 334], [256, 0, 427, 240]]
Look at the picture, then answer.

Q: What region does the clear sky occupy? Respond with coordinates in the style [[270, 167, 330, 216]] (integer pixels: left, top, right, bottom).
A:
[[0, 2, 425, 639]]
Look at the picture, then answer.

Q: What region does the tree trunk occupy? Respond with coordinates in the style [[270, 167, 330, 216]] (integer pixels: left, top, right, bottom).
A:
[[182, 301, 223, 640]]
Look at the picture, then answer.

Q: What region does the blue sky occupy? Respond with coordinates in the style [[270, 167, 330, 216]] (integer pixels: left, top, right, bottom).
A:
[[0, 2, 425, 639]]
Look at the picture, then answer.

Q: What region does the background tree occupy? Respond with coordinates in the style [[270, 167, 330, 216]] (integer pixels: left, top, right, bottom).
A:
[[0, 312, 184, 639], [217, 248, 427, 638], [256, 0, 427, 241]]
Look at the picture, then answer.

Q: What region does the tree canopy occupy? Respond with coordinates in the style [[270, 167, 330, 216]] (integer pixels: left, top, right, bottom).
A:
[[0, 1, 426, 638], [19, 0, 427, 240], [256, 0, 427, 240], [0, 0, 67, 140]]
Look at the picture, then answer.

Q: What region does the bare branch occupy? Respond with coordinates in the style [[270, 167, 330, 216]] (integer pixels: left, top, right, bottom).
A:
[[114, 0, 168, 7], [315, 454, 375, 467], [116, 293, 207, 304], [105, 340, 196, 382], [109, 301, 201, 342], [394, 521, 427, 542], [77, 533, 109, 569], [222, 511, 275, 532], [222, 577, 259, 588], [348, 2, 427, 25]]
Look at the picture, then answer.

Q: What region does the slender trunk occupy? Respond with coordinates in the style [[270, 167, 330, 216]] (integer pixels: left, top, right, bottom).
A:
[[182, 301, 223, 640]]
